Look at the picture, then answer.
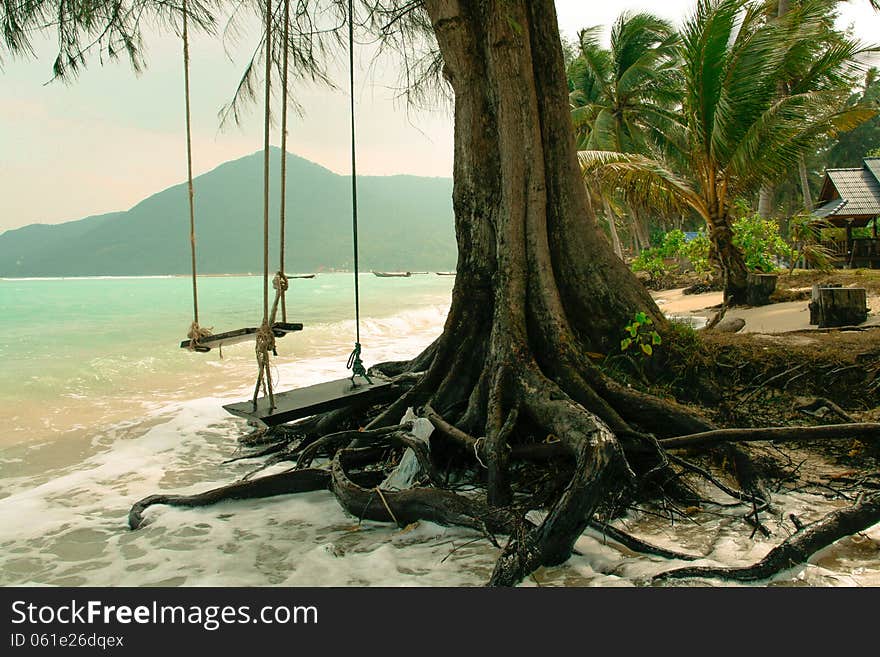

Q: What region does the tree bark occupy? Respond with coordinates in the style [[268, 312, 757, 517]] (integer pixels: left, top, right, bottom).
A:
[[603, 197, 624, 260], [757, 185, 773, 218], [411, 0, 666, 581], [708, 211, 750, 304], [798, 155, 813, 212]]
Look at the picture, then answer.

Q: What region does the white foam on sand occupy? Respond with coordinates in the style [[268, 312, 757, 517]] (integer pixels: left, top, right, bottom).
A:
[[2, 301, 879, 587]]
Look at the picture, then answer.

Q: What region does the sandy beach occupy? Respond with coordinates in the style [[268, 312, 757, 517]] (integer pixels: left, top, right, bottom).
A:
[[653, 287, 880, 333]]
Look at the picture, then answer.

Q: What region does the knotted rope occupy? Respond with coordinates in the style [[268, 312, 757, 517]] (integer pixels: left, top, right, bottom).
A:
[[186, 320, 213, 351], [181, 0, 208, 351], [252, 322, 277, 409], [252, 0, 275, 410], [345, 0, 371, 387], [278, 0, 290, 323], [273, 270, 289, 297], [346, 342, 372, 385], [251, 273, 288, 409]]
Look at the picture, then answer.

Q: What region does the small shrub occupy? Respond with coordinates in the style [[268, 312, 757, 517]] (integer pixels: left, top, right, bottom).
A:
[[621, 311, 662, 357], [680, 233, 712, 275], [732, 213, 792, 272]]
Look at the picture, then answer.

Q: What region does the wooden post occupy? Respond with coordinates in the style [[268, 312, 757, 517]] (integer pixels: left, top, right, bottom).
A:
[[746, 272, 778, 306], [809, 285, 868, 328], [846, 222, 854, 268]]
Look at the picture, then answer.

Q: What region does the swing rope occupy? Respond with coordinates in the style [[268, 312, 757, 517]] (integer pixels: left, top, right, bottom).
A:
[[253, 0, 276, 410], [346, 0, 371, 386], [277, 0, 290, 323], [182, 0, 212, 349]]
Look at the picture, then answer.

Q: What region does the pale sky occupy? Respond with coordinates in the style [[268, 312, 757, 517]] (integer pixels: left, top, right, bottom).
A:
[[1, 0, 878, 231]]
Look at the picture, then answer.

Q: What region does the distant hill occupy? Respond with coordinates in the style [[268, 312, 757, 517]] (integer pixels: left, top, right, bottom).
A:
[[0, 149, 456, 276]]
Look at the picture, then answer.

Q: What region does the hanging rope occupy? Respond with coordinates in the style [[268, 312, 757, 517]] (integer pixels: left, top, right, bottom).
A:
[[346, 0, 371, 386], [182, 0, 212, 349], [253, 0, 276, 410], [278, 0, 290, 323]]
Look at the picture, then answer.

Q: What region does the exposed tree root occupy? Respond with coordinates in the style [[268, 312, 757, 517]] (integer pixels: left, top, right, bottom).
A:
[[587, 520, 701, 562], [329, 449, 515, 533], [128, 364, 880, 586], [654, 494, 880, 583], [128, 469, 332, 530], [660, 423, 880, 450]]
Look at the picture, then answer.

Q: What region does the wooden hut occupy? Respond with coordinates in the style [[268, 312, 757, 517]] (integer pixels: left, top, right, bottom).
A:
[[813, 157, 880, 268]]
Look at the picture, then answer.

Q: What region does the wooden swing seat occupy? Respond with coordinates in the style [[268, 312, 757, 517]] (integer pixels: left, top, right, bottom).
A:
[[223, 376, 394, 426], [180, 322, 303, 352]]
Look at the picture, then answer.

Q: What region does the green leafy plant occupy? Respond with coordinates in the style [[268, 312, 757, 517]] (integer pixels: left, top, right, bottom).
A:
[[621, 311, 662, 357], [630, 230, 692, 284], [631, 248, 669, 281], [679, 232, 712, 275], [731, 213, 792, 273], [659, 229, 687, 258], [788, 214, 834, 272]]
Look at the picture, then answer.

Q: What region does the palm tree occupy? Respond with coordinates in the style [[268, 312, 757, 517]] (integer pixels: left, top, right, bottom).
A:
[[579, 0, 875, 303], [567, 12, 682, 256]]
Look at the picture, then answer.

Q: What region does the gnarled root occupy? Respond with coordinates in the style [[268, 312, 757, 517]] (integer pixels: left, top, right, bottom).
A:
[[329, 448, 515, 533], [126, 324, 880, 587], [487, 368, 632, 586], [128, 468, 332, 530], [654, 494, 880, 583]]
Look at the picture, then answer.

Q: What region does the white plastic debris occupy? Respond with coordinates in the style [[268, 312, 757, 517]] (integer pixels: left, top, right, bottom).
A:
[[380, 408, 434, 491]]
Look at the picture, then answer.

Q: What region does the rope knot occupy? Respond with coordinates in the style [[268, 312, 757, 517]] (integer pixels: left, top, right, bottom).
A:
[[346, 342, 373, 385], [255, 322, 277, 359], [273, 271, 289, 293], [187, 321, 213, 351], [252, 321, 278, 411]]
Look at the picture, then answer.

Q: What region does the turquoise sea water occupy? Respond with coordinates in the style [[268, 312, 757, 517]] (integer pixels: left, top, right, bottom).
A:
[[2, 274, 879, 587], [0, 273, 454, 444]]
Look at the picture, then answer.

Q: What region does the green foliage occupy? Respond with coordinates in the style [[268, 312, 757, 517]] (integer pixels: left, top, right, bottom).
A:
[[566, 12, 680, 154], [580, 0, 875, 289], [659, 229, 686, 257], [731, 214, 792, 273], [679, 233, 712, 274], [788, 214, 834, 272], [825, 69, 880, 168], [630, 230, 690, 283], [621, 311, 662, 357], [630, 249, 669, 282], [631, 219, 795, 279], [632, 229, 710, 279]]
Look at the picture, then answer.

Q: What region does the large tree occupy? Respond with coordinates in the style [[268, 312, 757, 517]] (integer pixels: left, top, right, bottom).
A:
[[7, 0, 880, 586]]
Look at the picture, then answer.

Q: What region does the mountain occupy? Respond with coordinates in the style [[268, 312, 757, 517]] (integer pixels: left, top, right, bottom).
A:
[[0, 150, 457, 276]]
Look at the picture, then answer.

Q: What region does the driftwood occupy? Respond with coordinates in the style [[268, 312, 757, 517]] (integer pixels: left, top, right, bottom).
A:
[[654, 494, 880, 582]]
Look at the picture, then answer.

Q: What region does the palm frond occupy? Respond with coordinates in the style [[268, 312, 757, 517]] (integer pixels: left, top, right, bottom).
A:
[[577, 149, 705, 220]]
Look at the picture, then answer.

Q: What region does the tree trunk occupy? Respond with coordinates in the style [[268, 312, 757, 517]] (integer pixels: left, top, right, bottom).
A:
[[630, 206, 650, 254], [757, 185, 773, 218], [798, 155, 813, 212], [603, 197, 624, 260], [410, 0, 668, 581], [707, 211, 750, 304]]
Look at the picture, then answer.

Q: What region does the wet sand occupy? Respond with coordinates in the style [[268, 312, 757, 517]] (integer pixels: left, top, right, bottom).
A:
[[652, 287, 880, 333]]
